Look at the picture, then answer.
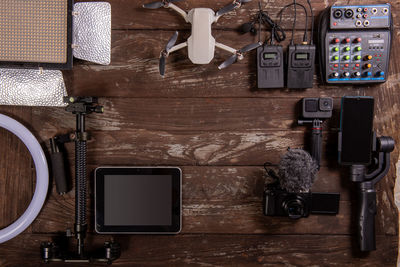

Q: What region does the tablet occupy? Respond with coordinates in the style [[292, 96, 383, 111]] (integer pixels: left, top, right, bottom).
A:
[[95, 167, 182, 234]]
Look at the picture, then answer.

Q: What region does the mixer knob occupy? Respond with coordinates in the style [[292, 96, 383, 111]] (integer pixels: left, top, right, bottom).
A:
[[363, 71, 372, 77], [331, 72, 339, 78], [353, 72, 361, 77], [376, 71, 385, 77], [343, 72, 350, 77]]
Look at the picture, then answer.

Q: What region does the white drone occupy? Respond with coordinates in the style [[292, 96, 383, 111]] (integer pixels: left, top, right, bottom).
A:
[[143, 0, 261, 76]]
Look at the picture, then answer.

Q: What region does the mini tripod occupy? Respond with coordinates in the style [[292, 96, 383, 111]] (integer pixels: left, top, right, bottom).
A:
[[348, 135, 395, 252], [41, 97, 121, 264], [297, 118, 325, 170]]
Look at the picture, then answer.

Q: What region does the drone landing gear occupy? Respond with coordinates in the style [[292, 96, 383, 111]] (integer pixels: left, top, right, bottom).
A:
[[41, 97, 121, 264]]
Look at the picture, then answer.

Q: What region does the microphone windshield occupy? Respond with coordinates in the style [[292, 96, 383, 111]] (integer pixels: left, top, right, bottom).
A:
[[278, 149, 318, 193]]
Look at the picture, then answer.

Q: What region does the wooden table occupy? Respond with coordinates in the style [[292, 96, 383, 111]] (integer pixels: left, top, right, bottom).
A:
[[0, 0, 399, 266]]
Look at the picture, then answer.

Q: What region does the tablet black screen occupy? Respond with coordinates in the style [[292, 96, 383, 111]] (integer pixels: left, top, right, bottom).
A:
[[104, 175, 172, 226]]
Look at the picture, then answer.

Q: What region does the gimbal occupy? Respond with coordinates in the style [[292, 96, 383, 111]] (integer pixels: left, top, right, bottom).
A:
[[349, 135, 395, 252], [41, 97, 121, 264]]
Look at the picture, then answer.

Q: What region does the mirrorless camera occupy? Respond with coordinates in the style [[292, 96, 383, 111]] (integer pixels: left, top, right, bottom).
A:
[[264, 188, 311, 219], [263, 184, 340, 219]]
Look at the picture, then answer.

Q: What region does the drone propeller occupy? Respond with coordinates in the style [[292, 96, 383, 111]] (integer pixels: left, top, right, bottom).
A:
[[216, 0, 252, 17], [143, 0, 183, 9], [159, 31, 179, 77], [218, 42, 261, 69]]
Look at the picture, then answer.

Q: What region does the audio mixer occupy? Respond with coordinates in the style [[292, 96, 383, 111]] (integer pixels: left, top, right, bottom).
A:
[[319, 4, 392, 84]]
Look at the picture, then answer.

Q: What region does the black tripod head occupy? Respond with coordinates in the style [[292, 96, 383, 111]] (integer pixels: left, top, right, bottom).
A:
[[64, 96, 104, 115]]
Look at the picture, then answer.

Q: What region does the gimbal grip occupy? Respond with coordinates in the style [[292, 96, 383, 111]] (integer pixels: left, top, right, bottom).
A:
[[49, 138, 68, 195], [50, 152, 68, 195], [311, 127, 322, 169], [358, 189, 376, 251]]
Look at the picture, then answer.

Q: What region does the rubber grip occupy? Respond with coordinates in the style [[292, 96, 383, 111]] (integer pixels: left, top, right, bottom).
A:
[[50, 152, 68, 194], [311, 128, 322, 169], [358, 189, 376, 251]]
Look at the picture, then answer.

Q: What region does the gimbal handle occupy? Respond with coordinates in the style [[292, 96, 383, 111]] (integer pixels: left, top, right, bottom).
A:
[[351, 136, 395, 252]]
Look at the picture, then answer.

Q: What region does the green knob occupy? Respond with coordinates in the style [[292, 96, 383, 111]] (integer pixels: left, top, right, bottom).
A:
[[332, 55, 339, 61], [344, 47, 350, 52], [343, 55, 350, 60], [354, 55, 362, 60], [333, 47, 339, 52], [355, 46, 362, 51]]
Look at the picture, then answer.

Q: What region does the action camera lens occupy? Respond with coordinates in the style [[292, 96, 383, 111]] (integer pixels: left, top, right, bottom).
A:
[[319, 98, 333, 111]]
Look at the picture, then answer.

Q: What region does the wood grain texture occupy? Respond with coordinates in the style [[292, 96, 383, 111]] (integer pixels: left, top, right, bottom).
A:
[[77, 0, 400, 30], [0, 106, 33, 230], [0, 0, 398, 265], [64, 29, 400, 98], [31, 166, 396, 236], [0, 233, 397, 267]]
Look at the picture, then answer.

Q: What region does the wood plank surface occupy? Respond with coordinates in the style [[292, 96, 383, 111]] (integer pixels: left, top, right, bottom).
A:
[[77, 0, 400, 30], [0, 234, 397, 267], [0, 0, 398, 266], [0, 107, 33, 230], [64, 29, 400, 98]]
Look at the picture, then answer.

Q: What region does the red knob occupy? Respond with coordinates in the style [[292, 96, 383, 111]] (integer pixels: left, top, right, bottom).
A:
[[333, 38, 340, 43], [345, 38, 351, 43], [355, 37, 362, 43]]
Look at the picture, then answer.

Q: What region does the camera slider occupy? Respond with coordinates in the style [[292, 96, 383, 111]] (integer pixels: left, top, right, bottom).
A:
[[42, 97, 121, 264], [347, 135, 395, 251]]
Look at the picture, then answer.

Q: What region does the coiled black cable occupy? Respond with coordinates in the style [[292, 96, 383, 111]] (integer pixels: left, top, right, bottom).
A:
[[259, 10, 286, 44]]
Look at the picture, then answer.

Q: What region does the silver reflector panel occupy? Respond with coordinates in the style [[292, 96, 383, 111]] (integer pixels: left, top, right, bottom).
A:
[[0, 69, 67, 106]]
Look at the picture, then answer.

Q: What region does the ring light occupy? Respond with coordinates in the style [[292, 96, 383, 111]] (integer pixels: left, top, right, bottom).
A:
[[0, 114, 49, 243]]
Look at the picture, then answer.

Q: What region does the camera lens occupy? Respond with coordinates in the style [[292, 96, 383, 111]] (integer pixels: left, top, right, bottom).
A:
[[283, 198, 305, 219], [319, 98, 333, 111]]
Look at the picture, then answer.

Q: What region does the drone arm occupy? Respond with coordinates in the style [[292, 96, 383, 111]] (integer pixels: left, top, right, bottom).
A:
[[215, 42, 237, 54], [168, 3, 189, 22], [168, 41, 188, 54]]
